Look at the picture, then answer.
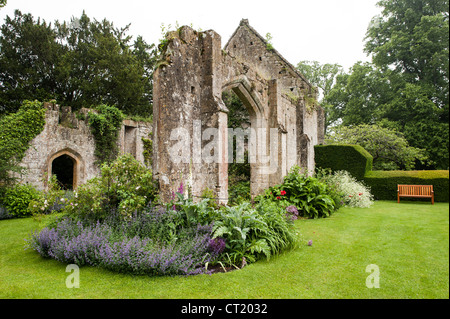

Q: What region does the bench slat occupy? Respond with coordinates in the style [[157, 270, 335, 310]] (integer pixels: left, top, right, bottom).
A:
[[397, 184, 434, 204]]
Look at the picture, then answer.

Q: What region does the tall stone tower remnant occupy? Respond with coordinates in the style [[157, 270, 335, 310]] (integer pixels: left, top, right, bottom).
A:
[[153, 19, 325, 203]]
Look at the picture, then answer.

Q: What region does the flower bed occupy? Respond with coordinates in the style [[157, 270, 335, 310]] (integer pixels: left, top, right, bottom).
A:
[[27, 213, 218, 276]]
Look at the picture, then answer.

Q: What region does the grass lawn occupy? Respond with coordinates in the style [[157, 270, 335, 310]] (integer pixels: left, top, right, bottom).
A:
[[0, 200, 448, 299]]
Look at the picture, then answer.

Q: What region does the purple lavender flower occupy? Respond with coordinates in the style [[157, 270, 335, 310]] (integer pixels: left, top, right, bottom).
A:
[[26, 217, 216, 276]]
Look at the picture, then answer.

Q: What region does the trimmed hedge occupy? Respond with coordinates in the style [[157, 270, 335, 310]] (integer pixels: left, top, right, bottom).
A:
[[364, 170, 449, 202], [314, 144, 373, 180]]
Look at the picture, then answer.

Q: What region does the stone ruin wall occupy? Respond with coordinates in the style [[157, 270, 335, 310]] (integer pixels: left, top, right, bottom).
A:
[[19, 102, 152, 191], [18, 19, 325, 201], [153, 20, 325, 203]]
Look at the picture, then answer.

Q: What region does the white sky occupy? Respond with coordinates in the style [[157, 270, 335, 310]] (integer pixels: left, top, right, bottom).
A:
[[0, 0, 382, 70]]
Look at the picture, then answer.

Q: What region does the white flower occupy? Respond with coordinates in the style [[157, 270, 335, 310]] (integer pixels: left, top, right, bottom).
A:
[[135, 186, 141, 190]]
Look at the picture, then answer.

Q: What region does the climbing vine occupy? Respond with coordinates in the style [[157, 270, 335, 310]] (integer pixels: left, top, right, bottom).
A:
[[0, 100, 46, 185], [88, 104, 124, 164], [141, 135, 153, 167]]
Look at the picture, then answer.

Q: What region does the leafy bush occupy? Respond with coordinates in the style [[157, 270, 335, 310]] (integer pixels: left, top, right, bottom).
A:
[[211, 201, 299, 265], [28, 174, 72, 216], [64, 153, 158, 222], [1, 183, 41, 218], [256, 166, 336, 219], [325, 124, 428, 170], [317, 169, 374, 208], [227, 180, 251, 206]]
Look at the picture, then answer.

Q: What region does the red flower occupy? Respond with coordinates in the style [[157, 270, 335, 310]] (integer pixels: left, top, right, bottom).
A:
[[359, 193, 363, 196], [349, 195, 353, 197], [280, 190, 286, 196], [277, 196, 281, 200]]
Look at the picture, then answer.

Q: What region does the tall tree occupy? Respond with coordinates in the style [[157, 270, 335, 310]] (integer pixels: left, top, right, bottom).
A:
[[326, 0, 449, 169], [296, 61, 344, 130], [0, 11, 61, 113], [365, 0, 449, 119], [0, 10, 156, 116]]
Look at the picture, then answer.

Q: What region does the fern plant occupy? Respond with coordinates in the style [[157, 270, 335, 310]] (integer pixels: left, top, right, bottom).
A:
[[212, 202, 271, 264]]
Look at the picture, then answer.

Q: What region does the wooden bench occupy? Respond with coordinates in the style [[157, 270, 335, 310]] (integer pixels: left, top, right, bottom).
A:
[[397, 184, 434, 204]]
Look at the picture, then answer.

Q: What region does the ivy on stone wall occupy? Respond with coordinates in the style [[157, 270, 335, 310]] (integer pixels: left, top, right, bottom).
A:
[[88, 104, 124, 164], [0, 100, 46, 185], [141, 135, 153, 167]]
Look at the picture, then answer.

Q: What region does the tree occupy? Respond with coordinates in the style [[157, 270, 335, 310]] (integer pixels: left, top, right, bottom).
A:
[[0, 10, 156, 116], [296, 61, 344, 129], [0, 11, 62, 114], [326, 124, 428, 170], [325, 0, 449, 169], [325, 62, 394, 127], [365, 0, 449, 110], [0, 0, 6, 8]]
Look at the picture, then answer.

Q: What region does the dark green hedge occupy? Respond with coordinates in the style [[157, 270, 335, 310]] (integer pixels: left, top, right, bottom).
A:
[[364, 170, 449, 202], [314, 144, 373, 180]]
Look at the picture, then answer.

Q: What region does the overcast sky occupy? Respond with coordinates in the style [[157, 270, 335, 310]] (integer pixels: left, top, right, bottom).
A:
[[0, 0, 383, 70]]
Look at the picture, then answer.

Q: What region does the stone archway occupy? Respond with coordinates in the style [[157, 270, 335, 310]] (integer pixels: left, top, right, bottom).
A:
[[222, 76, 270, 198], [46, 148, 83, 190], [152, 20, 324, 203]]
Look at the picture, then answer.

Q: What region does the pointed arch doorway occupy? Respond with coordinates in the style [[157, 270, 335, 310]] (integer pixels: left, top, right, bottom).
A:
[[47, 149, 83, 190]]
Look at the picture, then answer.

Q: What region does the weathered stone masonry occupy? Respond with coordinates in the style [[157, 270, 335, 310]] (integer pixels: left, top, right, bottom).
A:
[[153, 19, 325, 203], [19, 102, 152, 191]]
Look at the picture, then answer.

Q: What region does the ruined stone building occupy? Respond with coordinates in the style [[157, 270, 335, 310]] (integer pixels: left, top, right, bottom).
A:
[[17, 19, 324, 202], [153, 19, 325, 203], [18, 102, 151, 191]]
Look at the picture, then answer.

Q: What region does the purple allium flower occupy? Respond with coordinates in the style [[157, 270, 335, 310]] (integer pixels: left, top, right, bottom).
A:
[[208, 237, 226, 255], [286, 205, 299, 220]]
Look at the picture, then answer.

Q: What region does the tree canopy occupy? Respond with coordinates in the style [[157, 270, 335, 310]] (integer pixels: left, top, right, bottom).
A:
[[0, 10, 156, 116], [326, 124, 428, 170], [317, 0, 449, 170]]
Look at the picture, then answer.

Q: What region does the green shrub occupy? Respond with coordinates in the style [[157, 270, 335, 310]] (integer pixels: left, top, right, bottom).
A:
[[256, 166, 336, 219], [211, 201, 299, 265], [315, 144, 373, 180], [64, 153, 158, 222], [1, 184, 41, 218], [316, 169, 374, 208], [228, 180, 251, 206], [28, 174, 70, 216], [364, 170, 449, 202]]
